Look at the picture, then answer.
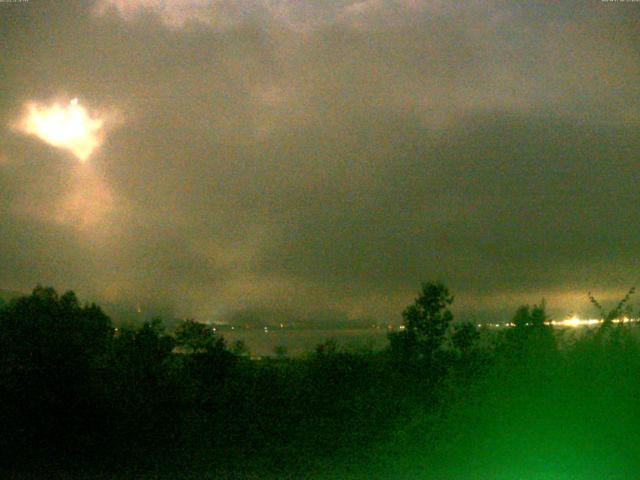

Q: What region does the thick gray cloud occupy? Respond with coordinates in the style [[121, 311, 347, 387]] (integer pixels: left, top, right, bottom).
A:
[[1, 0, 639, 323]]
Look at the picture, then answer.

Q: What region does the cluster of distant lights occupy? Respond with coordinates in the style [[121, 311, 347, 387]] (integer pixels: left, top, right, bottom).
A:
[[211, 323, 288, 333], [149, 317, 640, 335], [387, 316, 638, 331], [477, 316, 638, 329], [205, 317, 640, 333]]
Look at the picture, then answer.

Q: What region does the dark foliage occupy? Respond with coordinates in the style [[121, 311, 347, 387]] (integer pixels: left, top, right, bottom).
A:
[[1, 284, 639, 478]]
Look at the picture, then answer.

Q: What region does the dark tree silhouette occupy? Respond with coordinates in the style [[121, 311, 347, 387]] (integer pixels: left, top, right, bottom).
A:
[[503, 302, 556, 361], [389, 282, 454, 365], [231, 339, 249, 357], [174, 319, 235, 389], [0, 286, 114, 466], [175, 318, 219, 352], [589, 286, 636, 326], [451, 321, 480, 356], [5, 281, 640, 479]]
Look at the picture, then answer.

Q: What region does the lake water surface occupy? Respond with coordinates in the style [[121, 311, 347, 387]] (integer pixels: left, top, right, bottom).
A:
[[220, 328, 389, 357]]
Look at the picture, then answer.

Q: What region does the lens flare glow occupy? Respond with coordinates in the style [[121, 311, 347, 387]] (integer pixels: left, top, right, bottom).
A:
[[20, 98, 104, 161], [481, 316, 638, 328], [561, 315, 583, 327]]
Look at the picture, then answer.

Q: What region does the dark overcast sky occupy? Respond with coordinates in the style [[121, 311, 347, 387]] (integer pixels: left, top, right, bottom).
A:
[[1, 0, 639, 324]]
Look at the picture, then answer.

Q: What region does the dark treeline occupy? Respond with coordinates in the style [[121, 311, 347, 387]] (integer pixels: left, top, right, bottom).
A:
[[1, 283, 640, 479]]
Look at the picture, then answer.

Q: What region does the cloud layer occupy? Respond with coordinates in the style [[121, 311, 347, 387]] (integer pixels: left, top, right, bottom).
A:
[[1, 0, 639, 323]]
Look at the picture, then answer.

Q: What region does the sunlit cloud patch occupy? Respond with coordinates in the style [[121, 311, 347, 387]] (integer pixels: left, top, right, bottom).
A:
[[93, 0, 426, 30], [94, 0, 249, 28], [19, 98, 104, 162]]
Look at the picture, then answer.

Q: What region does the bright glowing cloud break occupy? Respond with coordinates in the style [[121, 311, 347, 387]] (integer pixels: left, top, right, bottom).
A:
[[20, 98, 104, 161]]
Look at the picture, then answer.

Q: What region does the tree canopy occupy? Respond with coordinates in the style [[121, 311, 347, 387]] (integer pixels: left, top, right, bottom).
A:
[[389, 281, 454, 364]]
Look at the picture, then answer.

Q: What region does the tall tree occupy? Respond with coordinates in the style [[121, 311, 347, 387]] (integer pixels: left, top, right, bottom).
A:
[[389, 282, 454, 364]]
